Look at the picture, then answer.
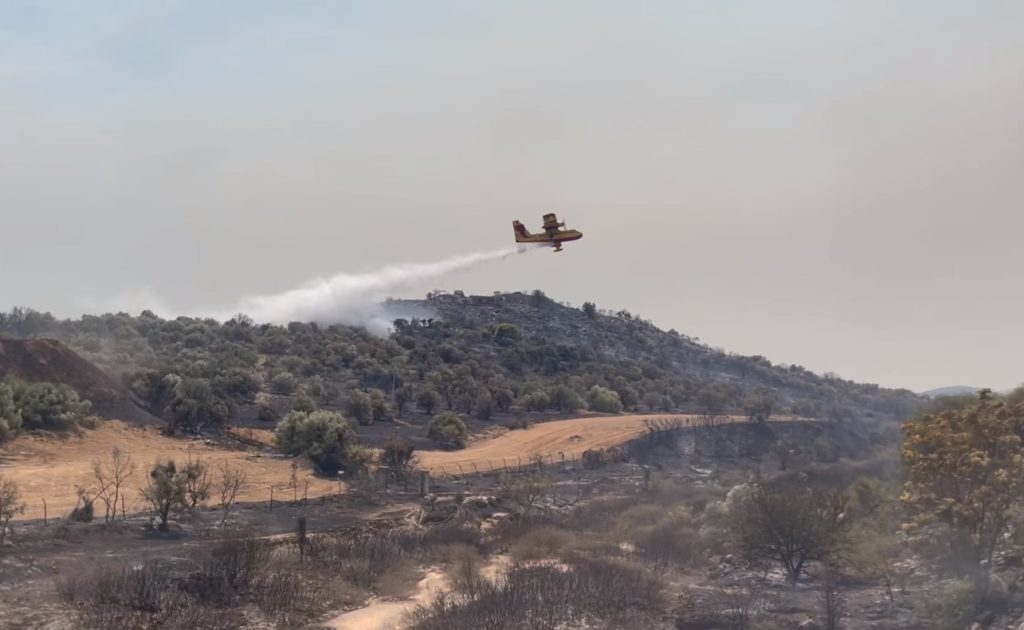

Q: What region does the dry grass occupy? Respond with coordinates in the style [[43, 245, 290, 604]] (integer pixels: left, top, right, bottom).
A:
[[417, 414, 704, 474], [0, 420, 338, 520]]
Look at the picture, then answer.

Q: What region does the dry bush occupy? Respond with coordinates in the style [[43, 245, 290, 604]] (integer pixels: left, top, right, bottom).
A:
[[408, 555, 664, 629], [625, 509, 702, 567], [509, 525, 573, 562], [423, 522, 484, 548], [497, 472, 551, 514], [308, 528, 423, 588], [488, 511, 564, 550], [445, 546, 487, 597], [57, 562, 235, 630], [58, 535, 348, 629], [565, 496, 638, 533]]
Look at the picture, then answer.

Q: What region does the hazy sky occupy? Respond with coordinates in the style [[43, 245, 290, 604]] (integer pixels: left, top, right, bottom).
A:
[[2, 2, 1022, 392]]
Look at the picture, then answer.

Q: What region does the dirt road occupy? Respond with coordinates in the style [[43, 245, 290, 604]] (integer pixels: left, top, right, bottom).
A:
[[416, 414, 724, 474]]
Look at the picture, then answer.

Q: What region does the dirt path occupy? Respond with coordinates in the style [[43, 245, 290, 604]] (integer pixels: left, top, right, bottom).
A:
[[0, 421, 337, 520], [416, 414, 721, 474], [325, 555, 510, 630], [327, 569, 447, 630]]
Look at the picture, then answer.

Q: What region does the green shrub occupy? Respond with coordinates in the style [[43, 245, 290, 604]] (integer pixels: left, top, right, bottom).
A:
[[548, 385, 583, 412], [493, 324, 521, 347], [417, 388, 442, 415], [586, 386, 623, 413], [346, 390, 373, 425], [275, 410, 364, 474], [0, 381, 23, 439], [257, 403, 279, 423], [427, 412, 467, 449], [9, 379, 90, 431], [519, 391, 550, 412], [271, 372, 298, 395]]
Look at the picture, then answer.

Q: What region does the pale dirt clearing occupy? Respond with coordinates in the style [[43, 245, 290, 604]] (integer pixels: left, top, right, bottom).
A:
[[0, 421, 337, 521], [416, 414, 719, 474], [327, 569, 447, 630]]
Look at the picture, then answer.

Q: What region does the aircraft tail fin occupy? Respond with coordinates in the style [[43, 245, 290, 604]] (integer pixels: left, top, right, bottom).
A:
[[512, 220, 531, 241]]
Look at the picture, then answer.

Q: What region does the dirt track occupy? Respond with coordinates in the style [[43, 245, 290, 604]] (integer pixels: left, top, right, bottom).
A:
[[416, 414, 732, 474], [0, 421, 336, 521]]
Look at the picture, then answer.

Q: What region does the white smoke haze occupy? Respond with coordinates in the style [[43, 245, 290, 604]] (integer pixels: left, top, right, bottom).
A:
[[214, 245, 538, 331]]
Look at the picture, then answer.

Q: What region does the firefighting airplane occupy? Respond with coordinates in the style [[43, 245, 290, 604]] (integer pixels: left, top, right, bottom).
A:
[[512, 213, 583, 252]]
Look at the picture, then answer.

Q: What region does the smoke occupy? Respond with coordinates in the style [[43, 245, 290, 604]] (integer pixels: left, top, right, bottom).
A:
[[215, 245, 537, 331]]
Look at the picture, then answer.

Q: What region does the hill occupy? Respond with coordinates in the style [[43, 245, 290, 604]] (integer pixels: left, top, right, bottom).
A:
[[0, 336, 156, 424], [0, 293, 922, 435]]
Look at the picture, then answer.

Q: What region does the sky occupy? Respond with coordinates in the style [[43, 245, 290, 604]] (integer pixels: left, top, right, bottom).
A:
[[1, 1, 1022, 393]]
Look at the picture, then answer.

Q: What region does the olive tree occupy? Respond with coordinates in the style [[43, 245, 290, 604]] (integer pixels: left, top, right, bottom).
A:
[[729, 485, 851, 583]]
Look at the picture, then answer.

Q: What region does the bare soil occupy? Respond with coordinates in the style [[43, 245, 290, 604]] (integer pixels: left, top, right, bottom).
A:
[[0, 421, 337, 521], [416, 414, 749, 474]]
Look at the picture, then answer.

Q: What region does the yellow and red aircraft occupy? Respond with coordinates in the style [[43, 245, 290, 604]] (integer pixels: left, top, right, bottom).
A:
[[512, 213, 583, 252]]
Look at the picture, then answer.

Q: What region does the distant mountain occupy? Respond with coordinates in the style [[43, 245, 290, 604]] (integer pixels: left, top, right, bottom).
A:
[[921, 385, 980, 399]]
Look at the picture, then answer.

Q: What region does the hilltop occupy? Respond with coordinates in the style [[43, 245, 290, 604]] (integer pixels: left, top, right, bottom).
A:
[[0, 292, 920, 442]]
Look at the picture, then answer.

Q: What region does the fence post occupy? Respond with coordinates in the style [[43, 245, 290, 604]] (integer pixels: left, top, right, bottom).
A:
[[42, 499, 47, 527], [296, 516, 308, 560], [419, 471, 430, 497], [269, 486, 274, 511]]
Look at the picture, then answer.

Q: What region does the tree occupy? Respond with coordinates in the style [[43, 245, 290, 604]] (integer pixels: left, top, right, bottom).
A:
[[140, 460, 188, 531], [743, 388, 777, 424], [166, 378, 230, 435], [182, 453, 211, 511], [582, 301, 597, 318], [346, 390, 373, 425], [492, 388, 515, 413], [92, 448, 134, 522], [820, 563, 843, 630], [212, 368, 260, 404], [474, 391, 494, 420], [427, 412, 468, 449], [697, 384, 728, 420], [548, 385, 583, 413], [417, 388, 442, 415], [394, 384, 414, 416], [369, 389, 391, 423], [271, 371, 298, 395], [126, 371, 181, 417], [493, 323, 521, 347], [216, 461, 246, 525], [379, 436, 417, 481], [0, 381, 23, 440], [0, 476, 25, 544], [587, 386, 623, 413], [429, 368, 458, 410], [519, 390, 551, 412], [730, 486, 851, 584], [498, 472, 551, 513], [275, 410, 364, 474], [901, 399, 1024, 565], [292, 393, 317, 413], [642, 391, 663, 412]]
